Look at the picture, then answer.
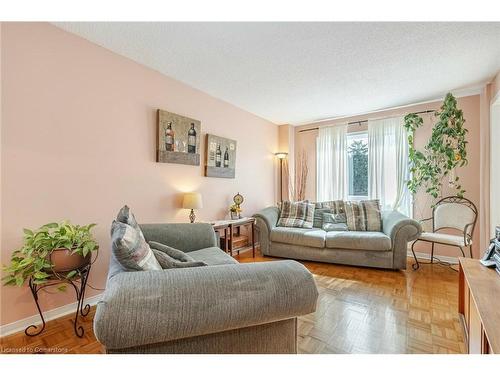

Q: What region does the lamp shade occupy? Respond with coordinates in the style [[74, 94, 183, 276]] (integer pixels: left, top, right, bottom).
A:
[[275, 152, 288, 159], [182, 192, 203, 209]]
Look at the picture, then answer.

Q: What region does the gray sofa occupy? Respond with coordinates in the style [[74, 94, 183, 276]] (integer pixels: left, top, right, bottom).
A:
[[254, 207, 422, 270], [94, 223, 318, 354]]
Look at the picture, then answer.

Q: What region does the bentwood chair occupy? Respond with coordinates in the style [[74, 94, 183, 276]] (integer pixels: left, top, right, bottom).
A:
[[411, 196, 478, 270]]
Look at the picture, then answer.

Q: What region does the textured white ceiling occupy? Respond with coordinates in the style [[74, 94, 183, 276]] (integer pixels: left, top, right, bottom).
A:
[[54, 22, 500, 125]]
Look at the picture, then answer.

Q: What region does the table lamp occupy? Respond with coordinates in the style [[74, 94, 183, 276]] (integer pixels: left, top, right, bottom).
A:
[[182, 192, 203, 223]]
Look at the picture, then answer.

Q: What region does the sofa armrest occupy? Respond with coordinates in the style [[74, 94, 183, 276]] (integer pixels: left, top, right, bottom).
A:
[[94, 260, 318, 350], [381, 210, 422, 269], [254, 207, 280, 232], [253, 207, 280, 255], [139, 223, 217, 252]]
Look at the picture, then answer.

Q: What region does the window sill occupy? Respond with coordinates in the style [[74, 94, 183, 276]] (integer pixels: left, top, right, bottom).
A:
[[347, 195, 368, 201]]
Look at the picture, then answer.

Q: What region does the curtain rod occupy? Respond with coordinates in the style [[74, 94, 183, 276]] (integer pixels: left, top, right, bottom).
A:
[[298, 110, 435, 133]]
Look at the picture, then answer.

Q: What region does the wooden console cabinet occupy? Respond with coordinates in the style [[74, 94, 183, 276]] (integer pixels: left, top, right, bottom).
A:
[[458, 258, 500, 354]]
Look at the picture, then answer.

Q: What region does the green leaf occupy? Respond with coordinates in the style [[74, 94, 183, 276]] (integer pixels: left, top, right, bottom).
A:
[[66, 270, 77, 279], [18, 258, 34, 268], [4, 278, 17, 286], [2, 275, 15, 283], [15, 275, 24, 286], [34, 271, 50, 279]]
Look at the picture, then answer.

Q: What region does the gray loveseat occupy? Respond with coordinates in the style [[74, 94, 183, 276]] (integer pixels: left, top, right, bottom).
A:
[[254, 207, 421, 270], [94, 223, 318, 354]]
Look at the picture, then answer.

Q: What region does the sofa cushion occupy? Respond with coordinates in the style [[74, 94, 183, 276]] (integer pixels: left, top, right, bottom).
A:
[[270, 227, 326, 248], [188, 247, 238, 266], [344, 199, 382, 231], [326, 231, 391, 251], [277, 201, 315, 229]]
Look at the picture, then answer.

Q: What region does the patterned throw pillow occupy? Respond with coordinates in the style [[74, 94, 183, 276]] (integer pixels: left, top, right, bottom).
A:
[[111, 206, 162, 271], [149, 241, 207, 269], [313, 208, 332, 228], [277, 201, 315, 229], [315, 200, 345, 214], [322, 212, 348, 231], [323, 212, 347, 224], [322, 223, 349, 232], [117, 205, 141, 230], [344, 199, 382, 232]]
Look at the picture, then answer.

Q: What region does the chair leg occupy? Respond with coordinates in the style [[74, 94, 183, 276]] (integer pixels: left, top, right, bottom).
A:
[[430, 242, 435, 264], [468, 246, 473, 258], [458, 246, 465, 258], [411, 241, 420, 270]]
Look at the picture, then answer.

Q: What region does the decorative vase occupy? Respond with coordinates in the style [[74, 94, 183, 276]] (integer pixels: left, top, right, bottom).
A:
[[46, 248, 91, 273], [230, 211, 239, 220]]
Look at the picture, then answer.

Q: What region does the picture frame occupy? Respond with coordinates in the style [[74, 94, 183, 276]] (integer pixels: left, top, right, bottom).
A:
[[205, 134, 237, 178], [157, 109, 201, 166]]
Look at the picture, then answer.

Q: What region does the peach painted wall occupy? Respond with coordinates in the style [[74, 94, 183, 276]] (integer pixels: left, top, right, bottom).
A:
[[295, 95, 482, 259], [0, 23, 278, 326]]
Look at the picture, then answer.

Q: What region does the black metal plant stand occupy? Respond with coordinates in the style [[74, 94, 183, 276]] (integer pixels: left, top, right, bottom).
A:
[[25, 263, 92, 338]]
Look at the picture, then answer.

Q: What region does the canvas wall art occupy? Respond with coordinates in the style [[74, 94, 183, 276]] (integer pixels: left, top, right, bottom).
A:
[[205, 134, 237, 178], [157, 109, 201, 166]]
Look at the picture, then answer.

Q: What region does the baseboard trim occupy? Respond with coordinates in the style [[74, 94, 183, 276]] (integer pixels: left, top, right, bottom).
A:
[[407, 251, 459, 264], [0, 293, 102, 338]]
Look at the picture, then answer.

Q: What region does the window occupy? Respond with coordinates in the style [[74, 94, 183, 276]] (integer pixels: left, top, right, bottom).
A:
[[347, 132, 368, 200]]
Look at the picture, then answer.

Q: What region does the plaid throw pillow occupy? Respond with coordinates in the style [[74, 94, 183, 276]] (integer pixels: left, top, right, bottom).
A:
[[344, 199, 382, 232], [315, 200, 345, 214], [112, 205, 162, 271], [111, 220, 162, 271], [313, 208, 332, 228], [278, 201, 315, 228]]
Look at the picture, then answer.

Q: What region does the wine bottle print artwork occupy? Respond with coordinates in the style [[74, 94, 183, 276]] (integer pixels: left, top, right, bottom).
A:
[[188, 123, 197, 154], [157, 109, 201, 166], [205, 134, 237, 178], [165, 122, 174, 151]]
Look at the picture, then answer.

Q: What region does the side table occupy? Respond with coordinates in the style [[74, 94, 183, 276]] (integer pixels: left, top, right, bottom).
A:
[[210, 217, 256, 257], [211, 222, 231, 253]]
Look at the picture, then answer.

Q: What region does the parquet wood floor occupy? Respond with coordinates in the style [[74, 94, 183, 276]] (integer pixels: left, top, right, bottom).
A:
[[1, 251, 465, 354]]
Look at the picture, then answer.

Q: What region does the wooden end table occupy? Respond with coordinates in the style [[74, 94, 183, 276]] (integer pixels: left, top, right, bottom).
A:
[[210, 217, 256, 257]]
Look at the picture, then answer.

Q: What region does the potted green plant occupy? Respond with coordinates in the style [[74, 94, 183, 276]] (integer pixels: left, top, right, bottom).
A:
[[2, 221, 99, 288], [404, 93, 468, 200], [229, 204, 241, 220]]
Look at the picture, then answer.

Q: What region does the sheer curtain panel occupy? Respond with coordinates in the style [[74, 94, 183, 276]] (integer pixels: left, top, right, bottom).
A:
[[368, 116, 411, 216], [316, 124, 348, 201]]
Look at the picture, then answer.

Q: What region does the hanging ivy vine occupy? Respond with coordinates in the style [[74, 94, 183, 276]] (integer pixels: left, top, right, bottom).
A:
[[403, 93, 468, 199]]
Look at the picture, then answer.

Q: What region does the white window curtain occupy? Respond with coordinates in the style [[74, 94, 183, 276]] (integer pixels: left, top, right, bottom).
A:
[[368, 116, 412, 216], [316, 124, 348, 201]]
